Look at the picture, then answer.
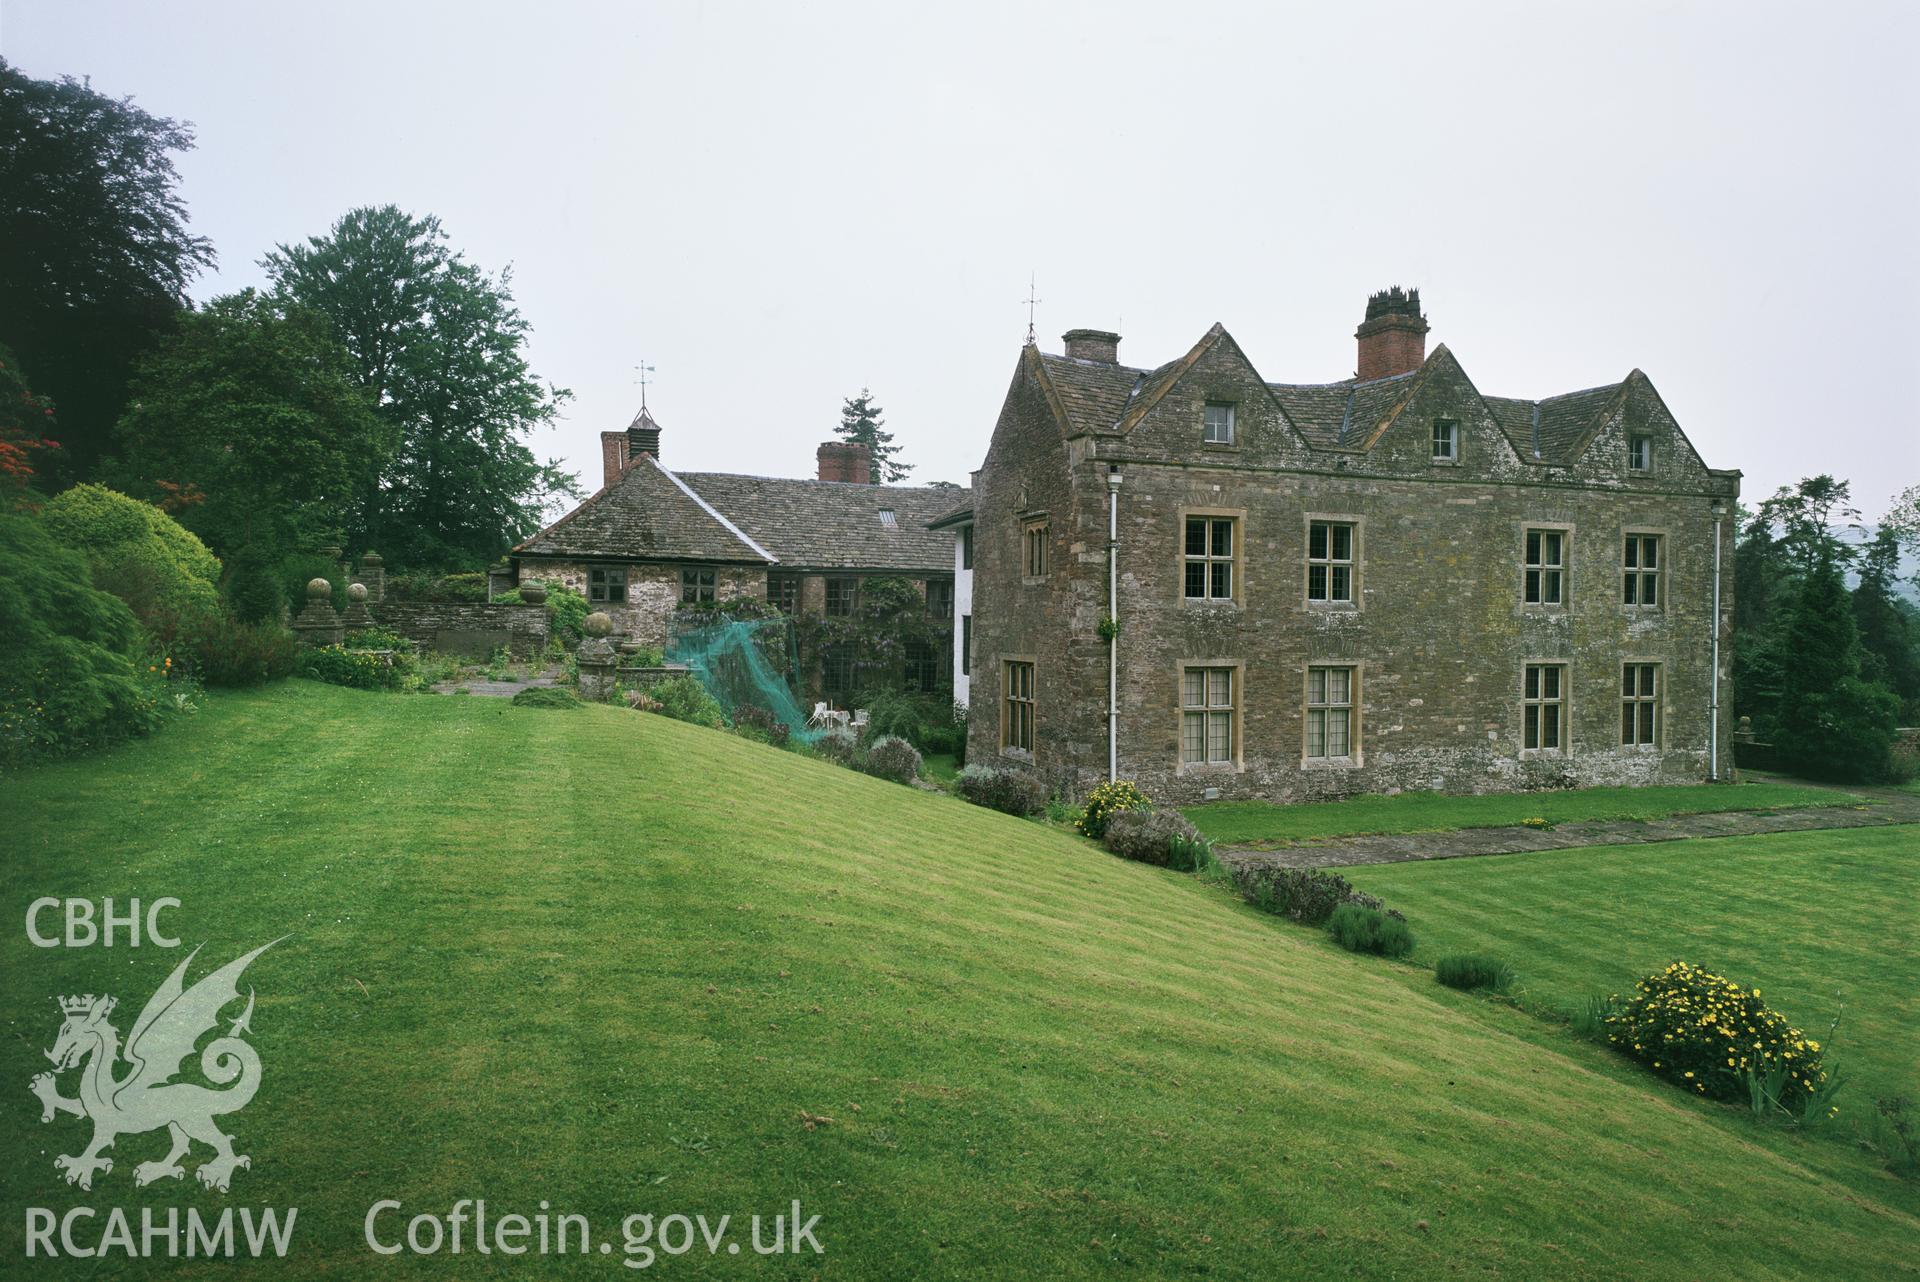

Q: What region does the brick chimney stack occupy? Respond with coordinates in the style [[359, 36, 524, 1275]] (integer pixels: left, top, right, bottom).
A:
[[817, 441, 872, 484], [1062, 328, 1121, 363], [1354, 286, 1429, 381], [600, 431, 629, 488]]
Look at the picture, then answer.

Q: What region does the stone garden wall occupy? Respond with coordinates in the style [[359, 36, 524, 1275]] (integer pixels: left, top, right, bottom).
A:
[[374, 601, 550, 660]]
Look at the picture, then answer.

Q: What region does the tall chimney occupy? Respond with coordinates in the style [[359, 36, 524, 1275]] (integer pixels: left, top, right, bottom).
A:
[[600, 431, 630, 488], [1062, 328, 1121, 363], [627, 406, 662, 462], [817, 441, 872, 484], [1354, 286, 1429, 381]]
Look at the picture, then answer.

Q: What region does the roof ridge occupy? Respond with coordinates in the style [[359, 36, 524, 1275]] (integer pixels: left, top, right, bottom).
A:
[[651, 458, 778, 563]]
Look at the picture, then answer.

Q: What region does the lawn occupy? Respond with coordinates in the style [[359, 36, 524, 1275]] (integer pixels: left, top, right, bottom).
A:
[[1185, 781, 1858, 846], [1343, 827, 1920, 1115], [3, 683, 1915, 1279]]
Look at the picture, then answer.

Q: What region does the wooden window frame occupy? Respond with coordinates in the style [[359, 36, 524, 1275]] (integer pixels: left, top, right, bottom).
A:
[[961, 523, 974, 570], [1178, 661, 1242, 771], [1629, 434, 1653, 472], [1524, 526, 1569, 607], [1305, 516, 1362, 608], [1000, 657, 1036, 755], [1431, 417, 1459, 463], [1302, 662, 1363, 767], [1522, 661, 1568, 754], [1202, 401, 1237, 446], [1622, 532, 1665, 609], [1620, 661, 1661, 748], [1022, 520, 1049, 581], [766, 571, 801, 614], [960, 614, 971, 677], [1181, 511, 1240, 603], [680, 567, 717, 605], [825, 575, 859, 617], [588, 565, 628, 604]]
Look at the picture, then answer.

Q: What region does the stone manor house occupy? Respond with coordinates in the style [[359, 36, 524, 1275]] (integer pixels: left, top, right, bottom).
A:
[[511, 409, 964, 701], [948, 289, 1741, 804]]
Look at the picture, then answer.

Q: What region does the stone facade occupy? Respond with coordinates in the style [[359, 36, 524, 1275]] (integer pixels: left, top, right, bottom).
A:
[[515, 558, 762, 648], [966, 296, 1740, 804]]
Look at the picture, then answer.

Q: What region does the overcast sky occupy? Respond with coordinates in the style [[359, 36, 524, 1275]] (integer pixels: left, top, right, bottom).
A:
[[6, 1, 1916, 519]]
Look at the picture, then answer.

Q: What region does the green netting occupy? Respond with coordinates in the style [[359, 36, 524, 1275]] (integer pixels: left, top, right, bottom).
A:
[[665, 614, 820, 741]]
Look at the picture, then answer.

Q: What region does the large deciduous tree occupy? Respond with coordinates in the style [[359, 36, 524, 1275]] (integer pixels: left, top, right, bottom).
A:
[[107, 290, 389, 617], [261, 205, 578, 571], [0, 60, 213, 478], [835, 389, 911, 483]]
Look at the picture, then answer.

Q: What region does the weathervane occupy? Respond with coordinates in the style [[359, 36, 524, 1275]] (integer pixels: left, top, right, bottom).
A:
[[1024, 273, 1042, 346], [633, 360, 655, 410]]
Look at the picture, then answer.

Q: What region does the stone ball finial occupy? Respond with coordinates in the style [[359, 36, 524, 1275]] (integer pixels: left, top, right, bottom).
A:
[[584, 611, 614, 637], [347, 582, 369, 602], [307, 577, 333, 601]]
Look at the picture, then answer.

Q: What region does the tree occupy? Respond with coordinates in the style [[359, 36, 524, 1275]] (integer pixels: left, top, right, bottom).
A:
[[835, 389, 910, 483], [1769, 547, 1899, 781], [261, 206, 578, 570], [0, 343, 60, 497], [0, 60, 213, 478], [1852, 525, 1920, 720], [107, 290, 390, 612], [1756, 474, 1859, 575]]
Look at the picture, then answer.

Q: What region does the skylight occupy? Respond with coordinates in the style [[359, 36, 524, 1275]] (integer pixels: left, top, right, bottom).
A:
[[878, 508, 898, 529]]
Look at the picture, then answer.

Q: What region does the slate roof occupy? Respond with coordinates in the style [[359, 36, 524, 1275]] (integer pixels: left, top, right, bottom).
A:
[[1035, 338, 1631, 465], [674, 472, 966, 572], [514, 455, 769, 563], [515, 455, 967, 574]]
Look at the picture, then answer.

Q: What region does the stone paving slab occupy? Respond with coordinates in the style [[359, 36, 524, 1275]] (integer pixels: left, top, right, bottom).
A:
[[431, 674, 560, 698], [1219, 780, 1920, 871]]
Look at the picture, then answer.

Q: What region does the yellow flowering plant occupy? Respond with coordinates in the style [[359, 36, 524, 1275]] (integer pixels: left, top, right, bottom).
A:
[[1603, 961, 1837, 1115], [1076, 780, 1151, 839]]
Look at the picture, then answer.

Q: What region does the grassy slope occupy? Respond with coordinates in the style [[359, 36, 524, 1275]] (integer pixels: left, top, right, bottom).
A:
[[0, 683, 1913, 1280], [1185, 782, 1857, 846], [1344, 828, 1919, 1113]]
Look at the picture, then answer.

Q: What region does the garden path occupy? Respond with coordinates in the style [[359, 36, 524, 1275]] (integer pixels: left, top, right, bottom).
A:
[[1219, 775, 1920, 871]]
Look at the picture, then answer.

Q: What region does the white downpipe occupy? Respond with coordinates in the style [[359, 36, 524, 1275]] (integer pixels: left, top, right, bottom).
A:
[[1710, 503, 1724, 781], [1107, 471, 1121, 783]]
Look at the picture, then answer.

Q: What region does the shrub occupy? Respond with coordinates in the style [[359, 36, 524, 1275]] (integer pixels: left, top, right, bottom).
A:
[[39, 483, 222, 639], [862, 734, 923, 784], [0, 512, 156, 767], [815, 727, 861, 767], [1327, 903, 1415, 958], [511, 685, 581, 709], [499, 578, 589, 647], [956, 764, 1047, 817], [647, 675, 725, 728], [1103, 809, 1208, 869], [1602, 962, 1835, 1111], [1231, 865, 1380, 926], [1434, 954, 1515, 992], [1866, 1096, 1919, 1176], [344, 626, 412, 651], [1076, 779, 1151, 838], [187, 615, 298, 687], [732, 703, 792, 748], [297, 645, 408, 691]]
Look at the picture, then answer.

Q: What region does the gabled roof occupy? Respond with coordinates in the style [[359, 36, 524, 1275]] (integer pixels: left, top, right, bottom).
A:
[[669, 472, 966, 572], [1484, 381, 1628, 463], [1266, 371, 1420, 449], [1027, 326, 1655, 467], [514, 454, 771, 562]]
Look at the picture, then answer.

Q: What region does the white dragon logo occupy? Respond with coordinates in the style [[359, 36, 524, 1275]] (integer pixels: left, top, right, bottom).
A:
[[30, 940, 279, 1192]]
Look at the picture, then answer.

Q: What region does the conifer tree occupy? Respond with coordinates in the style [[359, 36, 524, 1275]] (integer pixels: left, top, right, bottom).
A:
[[835, 389, 910, 483]]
